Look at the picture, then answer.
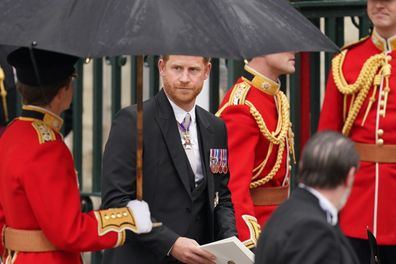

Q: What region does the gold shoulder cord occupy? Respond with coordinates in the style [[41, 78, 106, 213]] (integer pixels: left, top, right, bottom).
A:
[[332, 50, 391, 136], [247, 91, 293, 189], [217, 83, 294, 189]]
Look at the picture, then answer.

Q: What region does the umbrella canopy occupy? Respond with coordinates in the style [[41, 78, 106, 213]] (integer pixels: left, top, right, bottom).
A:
[[0, 0, 338, 201], [0, 0, 338, 59]]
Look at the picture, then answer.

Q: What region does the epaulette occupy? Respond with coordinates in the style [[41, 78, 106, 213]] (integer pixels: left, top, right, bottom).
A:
[[228, 81, 251, 106], [215, 81, 252, 117], [31, 121, 56, 144], [341, 36, 369, 51]]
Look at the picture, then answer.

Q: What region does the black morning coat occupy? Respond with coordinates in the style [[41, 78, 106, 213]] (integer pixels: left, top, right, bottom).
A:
[[255, 187, 359, 264], [101, 89, 237, 263]]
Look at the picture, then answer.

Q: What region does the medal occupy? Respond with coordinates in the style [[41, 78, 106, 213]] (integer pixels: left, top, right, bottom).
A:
[[178, 115, 193, 150], [210, 148, 228, 174], [213, 192, 219, 208], [182, 133, 192, 149], [221, 149, 228, 174], [214, 149, 220, 173], [210, 149, 216, 173]]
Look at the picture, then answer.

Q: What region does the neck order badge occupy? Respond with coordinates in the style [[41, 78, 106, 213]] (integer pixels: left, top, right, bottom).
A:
[[179, 113, 192, 150]]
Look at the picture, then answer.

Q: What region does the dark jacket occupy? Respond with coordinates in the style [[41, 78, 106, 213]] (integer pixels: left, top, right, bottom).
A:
[[255, 187, 359, 264], [101, 90, 237, 263]]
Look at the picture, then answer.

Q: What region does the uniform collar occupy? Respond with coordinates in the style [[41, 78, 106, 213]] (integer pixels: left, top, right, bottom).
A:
[[242, 65, 280, 96], [21, 105, 64, 132], [371, 29, 396, 52]]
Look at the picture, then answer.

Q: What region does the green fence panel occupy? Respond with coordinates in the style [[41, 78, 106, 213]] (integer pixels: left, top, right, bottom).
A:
[[148, 55, 160, 97], [209, 58, 220, 113], [92, 58, 103, 194]]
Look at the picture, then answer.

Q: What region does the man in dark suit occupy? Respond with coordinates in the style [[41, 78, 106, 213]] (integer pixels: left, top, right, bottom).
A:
[[101, 55, 237, 264], [255, 131, 360, 264]]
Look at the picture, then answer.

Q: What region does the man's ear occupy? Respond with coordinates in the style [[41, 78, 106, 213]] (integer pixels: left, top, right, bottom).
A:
[[345, 167, 356, 188], [54, 81, 71, 103], [57, 82, 69, 98], [158, 59, 165, 76], [204, 62, 212, 79], [54, 87, 64, 102]]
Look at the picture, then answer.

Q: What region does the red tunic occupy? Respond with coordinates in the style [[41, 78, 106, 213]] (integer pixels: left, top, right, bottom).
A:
[[318, 32, 396, 245], [0, 106, 130, 263], [217, 67, 292, 247]]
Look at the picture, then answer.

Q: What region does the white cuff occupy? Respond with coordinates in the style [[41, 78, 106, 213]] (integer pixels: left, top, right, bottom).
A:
[[127, 200, 153, 234]]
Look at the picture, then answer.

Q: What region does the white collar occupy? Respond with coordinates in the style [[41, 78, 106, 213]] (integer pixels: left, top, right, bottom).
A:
[[167, 96, 196, 125], [299, 183, 338, 226]]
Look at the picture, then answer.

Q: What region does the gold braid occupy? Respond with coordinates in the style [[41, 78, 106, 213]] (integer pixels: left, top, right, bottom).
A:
[[247, 91, 292, 189], [332, 50, 389, 136]]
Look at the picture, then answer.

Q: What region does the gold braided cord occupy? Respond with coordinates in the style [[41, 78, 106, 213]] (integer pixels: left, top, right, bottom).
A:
[[246, 91, 292, 189], [245, 92, 290, 144], [250, 140, 285, 188], [332, 50, 387, 95], [251, 142, 273, 180], [332, 50, 389, 136]]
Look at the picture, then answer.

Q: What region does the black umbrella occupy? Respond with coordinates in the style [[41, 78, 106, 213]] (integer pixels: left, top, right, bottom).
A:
[[0, 0, 338, 200], [0, 0, 338, 58]]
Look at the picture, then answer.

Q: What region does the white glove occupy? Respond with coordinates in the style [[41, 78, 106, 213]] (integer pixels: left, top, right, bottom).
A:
[[127, 200, 153, 234]]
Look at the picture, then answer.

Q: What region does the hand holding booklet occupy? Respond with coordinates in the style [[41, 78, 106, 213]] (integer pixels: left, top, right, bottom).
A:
[[200, 236, 254, 264]]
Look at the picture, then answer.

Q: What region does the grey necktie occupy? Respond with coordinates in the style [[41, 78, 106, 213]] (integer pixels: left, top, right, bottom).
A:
[[180, 113, 196, 175]]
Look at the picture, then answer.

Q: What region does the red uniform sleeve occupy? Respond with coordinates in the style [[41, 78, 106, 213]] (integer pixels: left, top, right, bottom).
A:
[[220, 104, 261, 244], [22, 140, 120, 252], [318, 70, 344, 132]]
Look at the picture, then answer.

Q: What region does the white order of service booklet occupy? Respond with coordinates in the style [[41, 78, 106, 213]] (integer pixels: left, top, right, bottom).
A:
[[200, 236, 254, 264]]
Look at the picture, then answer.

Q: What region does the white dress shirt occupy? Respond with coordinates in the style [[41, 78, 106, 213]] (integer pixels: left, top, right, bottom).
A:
[[168, 98, 204, 183]]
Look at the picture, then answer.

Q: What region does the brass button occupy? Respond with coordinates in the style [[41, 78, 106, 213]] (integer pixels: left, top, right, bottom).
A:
[[111, 214, 116, 219], [104, 215, 110, 220], [377, 129, 384, 136], [117, 213, 122, 218], [379, 110, 385, 116], [123, 212, 128, 217], [379, 100, 385, 107], [261, 82, 271, 90], [377, 138, 384, 145]]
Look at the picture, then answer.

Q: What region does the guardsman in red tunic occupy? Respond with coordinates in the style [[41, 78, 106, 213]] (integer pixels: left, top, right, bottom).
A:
[[318, 1, 396, 263], [0, 48, 152, 264], [216, 53, 296, 249]]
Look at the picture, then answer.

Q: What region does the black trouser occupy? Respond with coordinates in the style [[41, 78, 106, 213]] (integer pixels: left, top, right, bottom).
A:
[[348, 237, 396, 264]]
